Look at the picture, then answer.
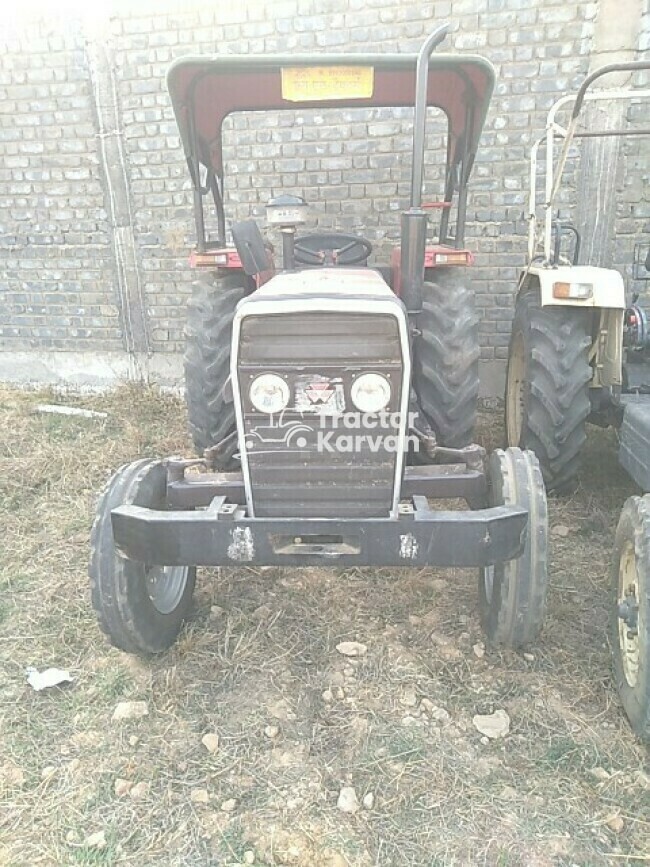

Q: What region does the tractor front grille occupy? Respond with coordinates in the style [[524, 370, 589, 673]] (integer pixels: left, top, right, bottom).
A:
[[234, 306, 408, 519]]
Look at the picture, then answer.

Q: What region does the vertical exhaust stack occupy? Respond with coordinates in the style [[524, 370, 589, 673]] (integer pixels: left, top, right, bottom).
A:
[[400, 23, 450, 314]]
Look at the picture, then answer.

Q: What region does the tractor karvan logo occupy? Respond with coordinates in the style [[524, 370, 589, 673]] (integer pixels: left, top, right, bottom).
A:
[[245, 410, 421, 454]]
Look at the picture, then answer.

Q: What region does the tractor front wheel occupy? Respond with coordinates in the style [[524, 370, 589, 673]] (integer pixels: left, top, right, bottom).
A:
[[505, 287, 591, 492], [478, 447, 548, 648], [89, 459, 196, 656], [611, 496, 650, 741], [413, 269, 479, 448]]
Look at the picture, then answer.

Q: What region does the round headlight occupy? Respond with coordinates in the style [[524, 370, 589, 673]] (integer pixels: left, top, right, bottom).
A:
[[249, 374, 290, 414], [350, 373, 391, 414]]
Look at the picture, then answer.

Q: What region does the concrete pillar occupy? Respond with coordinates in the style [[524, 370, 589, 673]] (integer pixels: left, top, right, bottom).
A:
[[575, 0, 644, 267]]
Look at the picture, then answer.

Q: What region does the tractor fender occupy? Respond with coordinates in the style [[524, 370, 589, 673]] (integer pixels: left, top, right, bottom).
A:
[[518, 264, 626, 309]]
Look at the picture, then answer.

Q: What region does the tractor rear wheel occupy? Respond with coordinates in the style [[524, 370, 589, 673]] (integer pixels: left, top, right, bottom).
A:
[[610, 496, 650, 741], [414, 269, 479, 447], [478, 447, 548, 648], [89, 459, 196, 656], [184, 274, 246, 465], [505, 287, 591, 493]]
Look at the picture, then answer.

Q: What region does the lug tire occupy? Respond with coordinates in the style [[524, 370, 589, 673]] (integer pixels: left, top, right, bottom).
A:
[[610, 496, 650, 741], [413, 269, 479, 447], [184, 275, 246, 464], [478, 447, 548, 648], [89, 459, 196, 656], [505, 287, 591, 493]]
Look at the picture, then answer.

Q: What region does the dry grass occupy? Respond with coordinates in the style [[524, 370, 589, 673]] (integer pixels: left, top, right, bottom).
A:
[[0, 384, 648, 866]]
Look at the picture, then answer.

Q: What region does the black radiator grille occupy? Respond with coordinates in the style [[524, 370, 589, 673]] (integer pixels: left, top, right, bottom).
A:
[[237, 311, 404, 518]]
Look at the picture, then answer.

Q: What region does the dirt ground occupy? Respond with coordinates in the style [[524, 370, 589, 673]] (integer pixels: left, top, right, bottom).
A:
[[0, 383, 648, 866]]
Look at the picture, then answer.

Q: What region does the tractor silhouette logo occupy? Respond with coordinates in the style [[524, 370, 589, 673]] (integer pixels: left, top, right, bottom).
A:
[[246, 413, 312, 450]]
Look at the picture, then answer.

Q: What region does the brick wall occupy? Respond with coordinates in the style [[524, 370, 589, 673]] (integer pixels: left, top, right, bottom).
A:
[[0, 0, 647, 390]]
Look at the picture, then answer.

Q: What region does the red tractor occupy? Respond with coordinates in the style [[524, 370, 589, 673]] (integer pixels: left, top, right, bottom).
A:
[[90, 26, 549, 659]]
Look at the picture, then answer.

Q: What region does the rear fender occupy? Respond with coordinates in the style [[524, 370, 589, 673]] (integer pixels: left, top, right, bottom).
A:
[[520, 264, 625, 309], [517, 267, 624, 388]]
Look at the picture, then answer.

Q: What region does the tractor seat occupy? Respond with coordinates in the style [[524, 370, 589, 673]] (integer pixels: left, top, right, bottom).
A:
[[293, 232, 372, 267]]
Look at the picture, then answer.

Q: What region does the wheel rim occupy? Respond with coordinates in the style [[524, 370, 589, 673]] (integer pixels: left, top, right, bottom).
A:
[[506, 331, 526, 445], [482, 565, 495, 604], [146, 565, 189, 615], [617, 542, 640, 688]]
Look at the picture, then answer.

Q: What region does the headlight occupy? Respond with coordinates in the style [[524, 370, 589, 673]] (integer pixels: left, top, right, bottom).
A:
[[249, 374, 290, 414], [350, 373, 391, 413]]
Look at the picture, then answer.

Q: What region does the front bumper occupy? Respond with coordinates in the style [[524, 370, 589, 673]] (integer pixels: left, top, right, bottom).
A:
[[111, 487, 527, 569]]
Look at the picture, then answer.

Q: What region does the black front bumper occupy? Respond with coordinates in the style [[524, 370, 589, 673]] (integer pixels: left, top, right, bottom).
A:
[[111, 490, 527, 569]]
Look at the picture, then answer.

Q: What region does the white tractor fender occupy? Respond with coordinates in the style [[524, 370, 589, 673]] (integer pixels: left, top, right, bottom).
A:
[[519, 264, 626, 309]]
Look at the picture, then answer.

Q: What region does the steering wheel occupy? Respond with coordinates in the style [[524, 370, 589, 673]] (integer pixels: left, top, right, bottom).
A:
[[293, 232, 373, 267]]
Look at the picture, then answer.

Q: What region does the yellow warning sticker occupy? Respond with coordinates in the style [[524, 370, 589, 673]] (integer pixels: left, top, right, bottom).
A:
[[281, 66, 374, 102]]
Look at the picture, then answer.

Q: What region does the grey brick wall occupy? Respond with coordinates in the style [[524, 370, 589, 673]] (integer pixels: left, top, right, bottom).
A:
[[0, 0, 647, 384]]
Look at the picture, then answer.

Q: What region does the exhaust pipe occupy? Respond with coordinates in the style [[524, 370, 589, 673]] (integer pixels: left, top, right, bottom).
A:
[[400, 23, 450, 313]]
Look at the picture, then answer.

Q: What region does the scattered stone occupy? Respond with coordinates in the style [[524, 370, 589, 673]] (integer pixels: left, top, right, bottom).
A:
[[268, 698, 295, 720], [220, 798, 237, 812], [84, 831, 106, 849], [473, 641, 485, 659], [605, 812, 624, 833], [337, 785, 359, 813], [112, 701, 148, 722], [400, 685, 418, 707], [210, 605, 225, 619], [408, 614, 422, 625], [243, 853, 255, 865], [420, 701, 450, 723], [523, 652, 535, 662], [41, 765, 56, 780], [480, 736, 490, 745], [114, 778, 133, 797], [252, 603, 272, 620], [128, 735, 140, 747], [3, 765, 25, 787], [589, 767, 611, 783], [472, 709, 510, 739], [201, 733, 220, 754], [129, 781, 149, 801], [401, 715, 418, 726], [500, 785, 517, 799], [336, 641, 367, 657], [362, 791, 375, 809], [264, 724, 280, 739], [551, 524, 571, 537], [633, 770, 650, 790], [190, 788, 210, 804], [343, 665, 355, 677], [322, 688, 334, 703]]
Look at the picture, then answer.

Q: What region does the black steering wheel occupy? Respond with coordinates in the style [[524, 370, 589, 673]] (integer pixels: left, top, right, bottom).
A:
[[293, 232, 373, 267]]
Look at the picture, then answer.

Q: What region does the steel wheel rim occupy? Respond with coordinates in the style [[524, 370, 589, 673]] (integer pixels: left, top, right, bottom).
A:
[[146, 565, 189, 615], [506, 331, 526, 445], [618, 542, 640, 688], [483, 565, 495, 604]]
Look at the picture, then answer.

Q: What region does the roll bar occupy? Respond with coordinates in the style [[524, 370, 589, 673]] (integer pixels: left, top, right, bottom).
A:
[[526, 60, 650, 265]]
